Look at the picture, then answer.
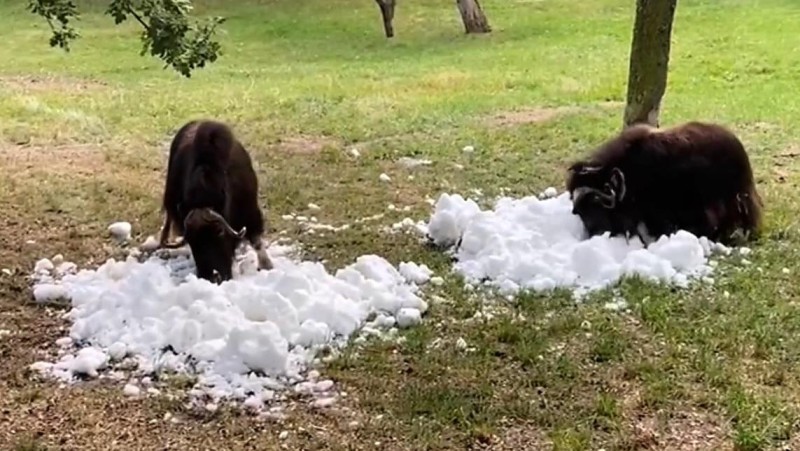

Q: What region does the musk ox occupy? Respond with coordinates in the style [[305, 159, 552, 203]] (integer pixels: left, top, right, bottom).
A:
[[566, 121, 763, 245], [157, 119, 273, 283]]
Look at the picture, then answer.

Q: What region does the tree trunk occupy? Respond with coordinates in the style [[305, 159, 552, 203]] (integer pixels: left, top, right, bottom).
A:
[[456, 0, 491, 34], [623, 0, 678, 128], [375, 0, 396, 38]]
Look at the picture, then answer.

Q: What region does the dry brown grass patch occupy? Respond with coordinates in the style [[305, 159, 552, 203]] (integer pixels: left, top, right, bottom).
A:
[[614, 380, 732, 451], [270, 135, 341, 155], [658, 409, 732, 451], [0, 75, 108, 94], [484, 101, 624, 127], [0, 143, 111, 178], [488, 423, 551, 450], [486, 106, 581, 127]]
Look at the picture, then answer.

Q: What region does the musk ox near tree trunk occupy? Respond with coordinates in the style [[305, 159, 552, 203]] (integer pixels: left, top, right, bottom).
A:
[[157, 119, 273, 283], [566, 121, 763, 245]]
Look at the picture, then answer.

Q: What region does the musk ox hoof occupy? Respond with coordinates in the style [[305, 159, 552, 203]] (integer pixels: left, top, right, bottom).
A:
[[256, 248, 274, 271]]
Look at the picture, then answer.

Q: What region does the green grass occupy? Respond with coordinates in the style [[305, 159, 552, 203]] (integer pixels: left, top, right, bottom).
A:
[[3, 0, 800, 449]]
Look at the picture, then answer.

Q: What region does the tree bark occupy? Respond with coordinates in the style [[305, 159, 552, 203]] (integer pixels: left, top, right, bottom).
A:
[[456, 0, 491, 34], [375, 0, 396, 38], [623, 0, 678, 128]]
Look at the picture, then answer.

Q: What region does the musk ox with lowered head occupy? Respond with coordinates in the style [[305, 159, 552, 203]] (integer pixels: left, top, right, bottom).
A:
[[157, 119, 273, 283], [566, 121, 763, 245]]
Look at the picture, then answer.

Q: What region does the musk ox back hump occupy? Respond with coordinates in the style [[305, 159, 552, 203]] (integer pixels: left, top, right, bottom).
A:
[[191, 120, 236, 167]]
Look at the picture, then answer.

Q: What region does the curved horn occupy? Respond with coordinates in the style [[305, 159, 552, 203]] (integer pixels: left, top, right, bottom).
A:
[[204, 209, 247, 239], [580, 166, 603, 175], [573, 186, 616, 209], [599, 185, 616, 208], [610, 168, 627, 201], [568, 163, 603, 175], [184, 208, 247, 239]]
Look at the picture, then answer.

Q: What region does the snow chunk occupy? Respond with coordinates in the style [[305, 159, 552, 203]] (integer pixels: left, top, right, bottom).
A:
[[41, 347, 110, 379], [539, 187, 558, 199], [426, 194, 481, 247], [398, 262, 433, 284], [140, 235, 160, 252], [396, 308, 422, 328], [108, 222, 132, 242], [123, 383, 141, 397], [397, 157, 432, 169], [33, 283, 68, 303]]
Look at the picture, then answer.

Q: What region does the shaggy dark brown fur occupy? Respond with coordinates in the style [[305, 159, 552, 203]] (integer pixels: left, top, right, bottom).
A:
[[158, 119, 273, 283], [566, 121, 763, 245]]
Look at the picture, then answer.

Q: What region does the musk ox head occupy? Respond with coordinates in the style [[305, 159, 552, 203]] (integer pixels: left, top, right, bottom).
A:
[[567, 164, 628, 236], [183, 208, 246, 284]]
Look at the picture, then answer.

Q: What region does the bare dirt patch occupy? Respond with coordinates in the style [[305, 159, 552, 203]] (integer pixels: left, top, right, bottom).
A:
[[658, 409, 732, 451], [486, 106, 581, 127], [617, 384, 732, 451], [489, 423, 551, 450], [484, 101, 624, 127], [620, 404, 732, 450], [0, 75, 108, 94], [0, 143, 110, 177], [270, 135, 341, 155]]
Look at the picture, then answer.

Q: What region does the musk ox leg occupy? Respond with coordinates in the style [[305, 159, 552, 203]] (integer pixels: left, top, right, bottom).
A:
[[158, 214, 172, 246], [250, 236, 274, 271], [157, 214, 187, 249], [736, 190, 763, 240], [158, 215, 183, 248], [713, 192, 761, 245], [633, 222, 651, 246]]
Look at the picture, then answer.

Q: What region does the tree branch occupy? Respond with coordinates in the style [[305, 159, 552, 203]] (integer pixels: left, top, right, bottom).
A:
[[28, 0, 224, 78]]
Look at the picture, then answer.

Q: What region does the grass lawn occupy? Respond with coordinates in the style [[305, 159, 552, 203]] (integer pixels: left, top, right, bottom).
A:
[[2, 0, 800, 449]]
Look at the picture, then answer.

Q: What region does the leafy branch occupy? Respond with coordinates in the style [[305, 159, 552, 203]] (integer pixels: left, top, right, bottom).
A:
[[27, 0, 80, 50], [27, 0, 225, 78]]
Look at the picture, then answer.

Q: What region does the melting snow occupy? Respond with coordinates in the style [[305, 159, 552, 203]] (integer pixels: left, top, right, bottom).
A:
[[29, 243, 432, 410], [419, 191, 731, 298]]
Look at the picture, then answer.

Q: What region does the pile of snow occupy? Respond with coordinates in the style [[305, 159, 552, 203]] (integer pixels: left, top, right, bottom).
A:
[[29, 242, 433, 411], [417, 191, 732, 298]]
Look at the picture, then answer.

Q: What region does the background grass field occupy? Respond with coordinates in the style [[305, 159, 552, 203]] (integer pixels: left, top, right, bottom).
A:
[[2, 0, 800, 449]]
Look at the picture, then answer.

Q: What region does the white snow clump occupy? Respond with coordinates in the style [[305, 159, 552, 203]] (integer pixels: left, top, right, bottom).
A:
[[107, 221, 132, 242]]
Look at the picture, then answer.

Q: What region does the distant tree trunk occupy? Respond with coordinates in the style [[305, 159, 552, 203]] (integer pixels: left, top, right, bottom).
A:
[[375, 0, 397, 38], [456, 0, 491, 34], [623, 0, 678, 128]]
